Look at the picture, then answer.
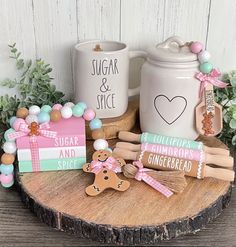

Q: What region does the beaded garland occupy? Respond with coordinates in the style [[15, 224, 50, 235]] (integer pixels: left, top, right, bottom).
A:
[[189, 41, 224, 135], [0, 102, 107, 188], [189, 41, 212, 73]]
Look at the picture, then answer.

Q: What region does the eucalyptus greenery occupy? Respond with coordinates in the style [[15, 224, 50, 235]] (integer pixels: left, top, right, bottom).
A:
[[215, 70, 236, 146], [0, 44, 66, 145]]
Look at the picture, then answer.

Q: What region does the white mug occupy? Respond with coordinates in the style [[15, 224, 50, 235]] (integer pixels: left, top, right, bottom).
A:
[[73, 40, 146, 118]]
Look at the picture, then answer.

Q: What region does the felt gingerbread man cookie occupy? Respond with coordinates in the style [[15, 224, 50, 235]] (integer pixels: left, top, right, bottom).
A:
[[83, 150, 130, 196]]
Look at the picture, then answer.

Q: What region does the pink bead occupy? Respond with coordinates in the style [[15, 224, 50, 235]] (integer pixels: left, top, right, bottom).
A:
[[13, 118, 25, 131], [0, 173, 13, 184], [52, 104, 62, 110], [83, 108, 96, 121], [190, 41, 203, 54]]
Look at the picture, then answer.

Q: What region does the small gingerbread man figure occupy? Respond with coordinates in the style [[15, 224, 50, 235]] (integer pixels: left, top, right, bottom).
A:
[[202, 112, 215, 136], [28, 122, 40, 136], [83, 150, 130, 196]]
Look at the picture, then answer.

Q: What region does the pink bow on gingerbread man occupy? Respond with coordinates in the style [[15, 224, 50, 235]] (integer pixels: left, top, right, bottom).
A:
[[90, 156, 122, 174]]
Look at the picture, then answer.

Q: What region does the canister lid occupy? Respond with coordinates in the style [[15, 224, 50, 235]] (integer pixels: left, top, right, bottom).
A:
[[147, 36, 197, 63]]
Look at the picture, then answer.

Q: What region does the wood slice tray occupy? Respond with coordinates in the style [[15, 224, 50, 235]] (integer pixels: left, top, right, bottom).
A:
[[15, 135, 232, 245]]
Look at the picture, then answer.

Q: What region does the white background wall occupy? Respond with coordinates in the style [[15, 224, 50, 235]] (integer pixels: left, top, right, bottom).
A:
[[0, 0, 236, 99]]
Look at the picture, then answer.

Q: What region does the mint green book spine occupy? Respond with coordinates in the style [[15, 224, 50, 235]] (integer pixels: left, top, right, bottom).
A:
[[140, 132, 203, 150], [18, 157, 86, 172]]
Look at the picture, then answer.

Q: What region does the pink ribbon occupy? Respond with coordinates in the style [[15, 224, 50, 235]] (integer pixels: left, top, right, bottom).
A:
[[133, 161, 173, 198], [90, 156, 122, 174], [8, 122, 57, 172], [195, 68, 228, 98]]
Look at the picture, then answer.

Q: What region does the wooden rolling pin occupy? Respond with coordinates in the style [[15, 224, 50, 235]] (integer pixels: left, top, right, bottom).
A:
[[113, 148, 235, 181], [118, 131, 230, 156], [116, 142, 233, 168]]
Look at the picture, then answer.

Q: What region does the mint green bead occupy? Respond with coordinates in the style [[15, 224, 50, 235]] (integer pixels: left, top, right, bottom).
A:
[[41, 105, 52, 113], [199, 62, 213, 74], [72, 104, 84, 117], [4, 128, 16, 142], [77, 102, 87, 110]]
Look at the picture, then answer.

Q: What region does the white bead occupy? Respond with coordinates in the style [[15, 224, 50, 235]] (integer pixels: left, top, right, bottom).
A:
[[3, 142, 17, 154], [25, 115, 38, 125], [93, 139, 108, 151], [61, 106, 73, 119], [29, 105, 41, 115], [198, 50, 211, 64], [64, 102, 75, 108]]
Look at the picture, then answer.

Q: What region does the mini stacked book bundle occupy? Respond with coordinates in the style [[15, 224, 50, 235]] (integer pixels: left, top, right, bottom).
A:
[[17, 117, 86, 172]]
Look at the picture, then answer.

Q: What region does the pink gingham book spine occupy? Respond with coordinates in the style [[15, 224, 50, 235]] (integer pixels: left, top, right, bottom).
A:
[[17, 134, 86, 149]]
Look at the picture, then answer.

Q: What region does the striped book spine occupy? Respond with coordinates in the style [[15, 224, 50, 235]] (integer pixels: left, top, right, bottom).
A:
[[17, 146, 86, 161], [18, 157, 86, 172]]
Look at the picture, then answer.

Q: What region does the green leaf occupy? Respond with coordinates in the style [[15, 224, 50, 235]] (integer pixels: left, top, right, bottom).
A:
[[16, 59, 24, 69], [16, 52, 21, 58], [229, 119, 236, 129], [0, 43, 66, 146], [232, 135, 236, 145], [11, 48, 17, 53], [230, 77, 236, 87], [233, 112, 236, 120], [8, 43, 16, 48]]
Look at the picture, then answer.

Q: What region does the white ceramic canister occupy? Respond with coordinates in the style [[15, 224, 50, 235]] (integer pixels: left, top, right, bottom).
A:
[[140, 36, 200, 140]]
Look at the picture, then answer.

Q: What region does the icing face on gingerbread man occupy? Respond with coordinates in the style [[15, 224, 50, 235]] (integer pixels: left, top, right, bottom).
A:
[[92, 150, 110, 162], [83, 150, 130, 196]]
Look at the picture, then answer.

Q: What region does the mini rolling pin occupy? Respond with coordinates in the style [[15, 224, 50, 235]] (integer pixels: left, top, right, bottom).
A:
[[118, 131, 230, 156], [113, 148, 235, 181], [116, 142, 233, 168]]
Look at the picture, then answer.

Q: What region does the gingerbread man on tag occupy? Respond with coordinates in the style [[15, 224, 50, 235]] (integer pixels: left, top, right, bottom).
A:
[[83, 150, 130, 196]]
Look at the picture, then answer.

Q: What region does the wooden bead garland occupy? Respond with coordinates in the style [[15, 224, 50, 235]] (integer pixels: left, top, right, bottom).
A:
[[189, 42, 214, 135], [188, 41, 227, 136], [0, 101, 107, 188]]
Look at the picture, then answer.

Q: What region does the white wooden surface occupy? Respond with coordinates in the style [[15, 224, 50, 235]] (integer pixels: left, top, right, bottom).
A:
[[0, 0, 236, 98]]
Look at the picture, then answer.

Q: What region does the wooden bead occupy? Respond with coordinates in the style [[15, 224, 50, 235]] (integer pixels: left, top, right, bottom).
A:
[[1, 153, 15, 165], [92, 128, 105, 140], [16, 107, 29, 119], [50, 109, 62, 122]]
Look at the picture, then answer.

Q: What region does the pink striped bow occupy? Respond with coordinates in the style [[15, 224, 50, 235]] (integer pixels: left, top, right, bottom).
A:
[[8, 122, 57, 140], [134, 161, 173, 198], [8, 122, 57, 172], [195, 68, 228, 98], [90, 156, 122, 174]]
